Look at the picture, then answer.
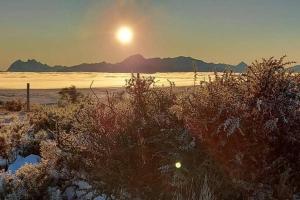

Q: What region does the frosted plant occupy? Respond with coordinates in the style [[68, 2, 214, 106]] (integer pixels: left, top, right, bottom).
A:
[[0, 172, 5, 194], [199, 176, 215, 200], [48, 187, 63, 200], [1, 59, 298, 199], [184, 56, 300, 199], [172, 175, 216, 200], [158, 164, 172, 174], [264, 118, 278, 132], [256, 99, 262, 111], [217, 117, 240, 137]]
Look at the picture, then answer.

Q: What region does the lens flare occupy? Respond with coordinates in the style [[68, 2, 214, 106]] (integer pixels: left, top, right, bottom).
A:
[[175, 162, 182, 169]]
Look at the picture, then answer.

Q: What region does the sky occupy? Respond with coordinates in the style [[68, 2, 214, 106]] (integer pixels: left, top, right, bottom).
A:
[[0, 0, 299, 69]]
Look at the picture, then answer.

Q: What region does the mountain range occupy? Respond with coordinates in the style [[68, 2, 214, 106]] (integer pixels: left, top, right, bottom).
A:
[[6, 54, 300, 73], [292, 65, 300, 72]]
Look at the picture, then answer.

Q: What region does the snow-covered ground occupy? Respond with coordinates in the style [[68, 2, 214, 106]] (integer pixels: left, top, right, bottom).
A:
[[0, 88, 124, 105], [0, 110, 27, 127]]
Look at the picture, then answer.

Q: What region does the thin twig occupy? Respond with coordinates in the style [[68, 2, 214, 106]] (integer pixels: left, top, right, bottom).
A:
[[90, 80, 101, 103]]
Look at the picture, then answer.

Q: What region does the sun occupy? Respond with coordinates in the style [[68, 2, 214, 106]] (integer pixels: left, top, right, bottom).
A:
[[116, 26, 133, 45]]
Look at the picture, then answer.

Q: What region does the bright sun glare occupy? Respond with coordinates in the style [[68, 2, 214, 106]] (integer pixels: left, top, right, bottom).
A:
[[116, 26, 133, 45]]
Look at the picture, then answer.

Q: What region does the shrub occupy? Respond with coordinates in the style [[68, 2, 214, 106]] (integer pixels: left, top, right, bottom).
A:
[[0, 136, 7, 157], [183, 57, 300, 199], [4, 99, 23, 112], [29, 104, 79, 133], [58, 85, 82, 105], [1, 159, 64, 200], [44, 74, 237, 199], [2, 57, 299, 199]]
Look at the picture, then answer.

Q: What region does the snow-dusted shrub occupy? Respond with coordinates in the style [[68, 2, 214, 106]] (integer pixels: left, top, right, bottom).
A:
[[58, 85, 83, 105], [4, 99, 23, 112], [4, 57, 298, 199], [29, 103, 80, 134], [0, 121, 32, 162], [183, 57, 300, 199], [0, 136, 8, 158], [1, 140, 79, 199], [44, 74, 237, 200], [1, 163, 50, 199]]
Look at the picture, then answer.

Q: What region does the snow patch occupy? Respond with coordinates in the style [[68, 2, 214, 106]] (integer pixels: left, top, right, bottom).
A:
[[8, 154, 41, 174]]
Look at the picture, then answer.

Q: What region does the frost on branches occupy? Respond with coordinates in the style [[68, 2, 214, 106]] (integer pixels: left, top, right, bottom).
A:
[[0, 57, 299, 199]]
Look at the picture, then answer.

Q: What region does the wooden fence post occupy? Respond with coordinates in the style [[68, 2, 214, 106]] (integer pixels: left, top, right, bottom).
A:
[[27, 83, 30, 112]]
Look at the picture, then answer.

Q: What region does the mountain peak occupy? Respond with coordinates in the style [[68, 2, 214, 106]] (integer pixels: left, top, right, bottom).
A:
[[233, 61, 248, 73], [236, 61, 247, 67], [27, 59, 39, 63], [123, 54, 145, 62], [121, 54, 145, 64], [8, 59, 52, 72], [11, 59, 24, 65], [11, 59, 40, 66]]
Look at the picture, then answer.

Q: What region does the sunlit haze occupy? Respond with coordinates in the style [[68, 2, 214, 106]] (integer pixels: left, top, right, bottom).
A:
[[0, 0, 300, 69]]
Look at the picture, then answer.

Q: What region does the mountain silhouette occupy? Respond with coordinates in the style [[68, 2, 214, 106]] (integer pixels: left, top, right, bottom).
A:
[[7, 55, 250, 73], [234, 62, 248, 73], [9, 59, 65, 72], [290, 65, 300, 72]]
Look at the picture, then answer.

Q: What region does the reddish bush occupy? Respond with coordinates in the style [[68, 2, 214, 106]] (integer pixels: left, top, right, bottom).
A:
[[183, 57, 300, 198]]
